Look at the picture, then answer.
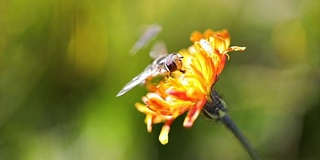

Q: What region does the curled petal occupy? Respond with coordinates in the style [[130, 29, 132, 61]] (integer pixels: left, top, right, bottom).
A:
[[190, 30, 204, 42], [159, 119, 174, 145], [146, 114, 153, 132], [183, 99, 207, 128], [225, 46, 246, 54], [159, 125, 170, 145]]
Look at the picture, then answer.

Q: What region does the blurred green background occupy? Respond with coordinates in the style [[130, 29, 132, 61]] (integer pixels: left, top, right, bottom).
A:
[[0, 0, 319, 160]]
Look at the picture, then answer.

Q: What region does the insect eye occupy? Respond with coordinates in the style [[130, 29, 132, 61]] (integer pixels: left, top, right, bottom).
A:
[[166, 62, 178, 72]]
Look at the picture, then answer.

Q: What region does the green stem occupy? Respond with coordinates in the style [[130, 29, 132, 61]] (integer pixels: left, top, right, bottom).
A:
[[219, 111, 261, 160], [202, 90, 261, 160]]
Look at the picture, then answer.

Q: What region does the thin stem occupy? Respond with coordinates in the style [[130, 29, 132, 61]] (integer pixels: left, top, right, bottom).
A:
[[202, 89, 261, 160], [220, 112, 261, 160]]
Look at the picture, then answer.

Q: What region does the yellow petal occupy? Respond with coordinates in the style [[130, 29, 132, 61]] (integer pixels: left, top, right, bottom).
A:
[[159, 125, 170, 145]]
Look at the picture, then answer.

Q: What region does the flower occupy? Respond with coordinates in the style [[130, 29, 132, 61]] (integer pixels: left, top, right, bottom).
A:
[[135, 29, 246, 144]]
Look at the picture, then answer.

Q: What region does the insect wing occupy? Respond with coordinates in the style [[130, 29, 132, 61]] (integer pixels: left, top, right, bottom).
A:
[[149, 41, 168, 59], [130, 24, 162, 55], [116, 65, 154, 97]]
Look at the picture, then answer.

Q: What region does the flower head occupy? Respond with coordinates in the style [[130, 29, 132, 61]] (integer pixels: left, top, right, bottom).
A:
[[135, 29, 246, 144]]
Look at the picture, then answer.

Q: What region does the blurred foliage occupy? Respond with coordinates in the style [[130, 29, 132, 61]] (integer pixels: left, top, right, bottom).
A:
[[0, 0, 319, 160]]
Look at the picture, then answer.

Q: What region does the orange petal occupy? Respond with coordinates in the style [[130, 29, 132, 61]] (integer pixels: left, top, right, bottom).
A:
[[183, 99, 207, 128], [190, 31, 203, 42]]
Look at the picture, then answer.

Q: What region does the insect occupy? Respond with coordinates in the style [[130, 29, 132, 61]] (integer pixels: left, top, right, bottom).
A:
[[116, 41, 185, 97]]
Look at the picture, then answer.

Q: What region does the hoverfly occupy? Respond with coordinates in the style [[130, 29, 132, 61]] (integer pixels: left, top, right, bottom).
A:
[[116, 41, 185, 97]]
